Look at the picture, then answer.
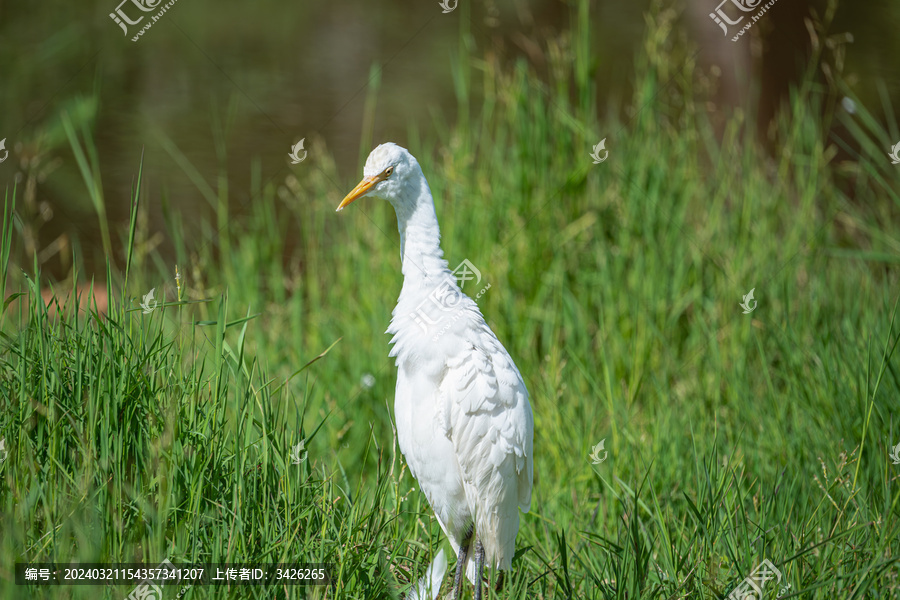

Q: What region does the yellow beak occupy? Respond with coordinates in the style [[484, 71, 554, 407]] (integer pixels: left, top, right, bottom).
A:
[[336, 174, 384, 211]]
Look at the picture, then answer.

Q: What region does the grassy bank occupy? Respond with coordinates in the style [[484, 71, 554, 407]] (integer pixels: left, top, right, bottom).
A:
[[2, 3, 900, 598]]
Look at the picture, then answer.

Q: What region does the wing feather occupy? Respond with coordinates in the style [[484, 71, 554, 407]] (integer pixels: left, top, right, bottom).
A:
[[438, 319, 533, 570]]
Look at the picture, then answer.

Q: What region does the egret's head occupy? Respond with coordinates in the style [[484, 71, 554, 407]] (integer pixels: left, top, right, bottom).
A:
[[336, 143, 421, 211]]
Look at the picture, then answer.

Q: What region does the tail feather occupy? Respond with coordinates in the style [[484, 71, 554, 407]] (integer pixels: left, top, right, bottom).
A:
[[406, 548, 448, 600]]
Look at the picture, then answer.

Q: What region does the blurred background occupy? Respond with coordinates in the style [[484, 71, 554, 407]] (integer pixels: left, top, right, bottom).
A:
[[1, 0, 899, 281]]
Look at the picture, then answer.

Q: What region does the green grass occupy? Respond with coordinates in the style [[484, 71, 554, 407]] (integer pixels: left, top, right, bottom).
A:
[[2, 2, 900, 598]]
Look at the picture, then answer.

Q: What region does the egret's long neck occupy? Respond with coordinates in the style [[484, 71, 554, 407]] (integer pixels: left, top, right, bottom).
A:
[[393, 177, 450, 285]]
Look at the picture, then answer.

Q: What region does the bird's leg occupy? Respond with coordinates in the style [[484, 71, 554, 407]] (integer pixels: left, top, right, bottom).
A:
[[452, 528, 473, 600], [494, 570, 505, 592], [473, 538, 486, 600]]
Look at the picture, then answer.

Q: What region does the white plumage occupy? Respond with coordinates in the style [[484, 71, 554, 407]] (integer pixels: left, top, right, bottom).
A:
[[337, 143, 534, 599]]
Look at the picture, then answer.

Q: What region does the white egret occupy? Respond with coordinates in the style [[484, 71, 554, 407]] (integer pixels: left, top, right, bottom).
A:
[[337, 143, 534, 599]]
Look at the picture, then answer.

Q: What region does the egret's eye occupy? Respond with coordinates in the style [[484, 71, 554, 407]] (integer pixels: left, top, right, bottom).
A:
[[384, 166, 394, 177]]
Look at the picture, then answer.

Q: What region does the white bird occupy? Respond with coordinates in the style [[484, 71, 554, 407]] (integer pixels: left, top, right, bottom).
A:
[[337, 143, 534, 600]]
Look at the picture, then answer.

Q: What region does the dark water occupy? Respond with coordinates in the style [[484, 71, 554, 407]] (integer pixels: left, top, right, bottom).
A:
[[0, 0, 897, 279]]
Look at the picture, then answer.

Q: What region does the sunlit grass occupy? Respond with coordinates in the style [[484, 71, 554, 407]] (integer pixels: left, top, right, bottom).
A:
[[2, 2, 900, 598]]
